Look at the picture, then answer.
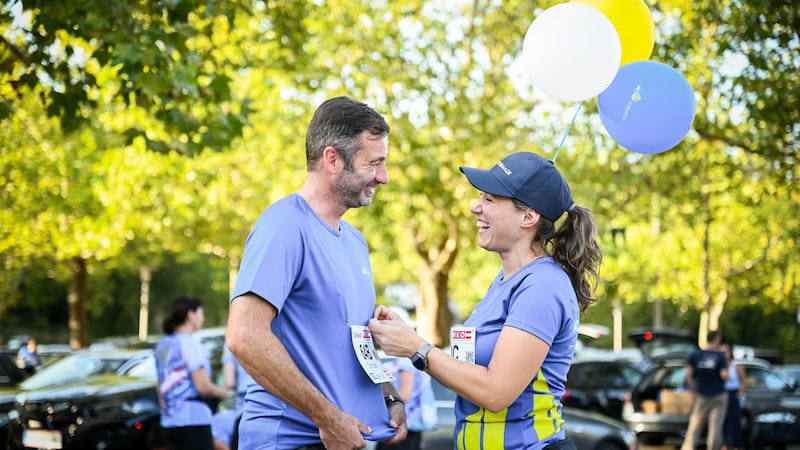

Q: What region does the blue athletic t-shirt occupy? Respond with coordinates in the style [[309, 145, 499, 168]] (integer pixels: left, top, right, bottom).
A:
[[155, 332, 214, 428], [454, 257, 579, 450], [232, 193, 394, 449]]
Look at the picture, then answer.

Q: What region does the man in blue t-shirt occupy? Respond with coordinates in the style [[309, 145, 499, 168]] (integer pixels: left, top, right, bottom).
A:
[[226, 97, 407, 450], [681, 330, 729, 450]]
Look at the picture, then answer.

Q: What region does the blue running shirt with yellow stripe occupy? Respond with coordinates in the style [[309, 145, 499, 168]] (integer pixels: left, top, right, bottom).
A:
[[454, 257, 579, 450]]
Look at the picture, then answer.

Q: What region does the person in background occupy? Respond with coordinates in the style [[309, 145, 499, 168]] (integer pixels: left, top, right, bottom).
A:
[[211, 345, 253, 450], [370, 152, 603, 450], [155, 296, 229, 450], [720, 342, 746, 450], [681, 330, 729, 450], [17, 337, 41, 375], [226, 96, 406, 450]]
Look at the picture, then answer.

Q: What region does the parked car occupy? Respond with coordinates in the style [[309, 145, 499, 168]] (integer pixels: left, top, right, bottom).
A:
[[6, 348, 160, 450], [0, 354, 29, 445], [419, 377, 639, 450], [564, 359, 645, 420], [622, 328, 800, 448], [35, 343, 73, 366], [0, 354, 27, 388], [6, 330, 228, 450], [778, 364, 800, 385]]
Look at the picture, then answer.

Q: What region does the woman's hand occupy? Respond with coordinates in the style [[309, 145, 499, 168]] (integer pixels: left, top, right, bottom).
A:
[[368, 306, 425, 358]]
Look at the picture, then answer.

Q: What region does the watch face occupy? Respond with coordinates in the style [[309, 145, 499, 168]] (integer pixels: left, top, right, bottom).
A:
[[411, 354, 426, 370]]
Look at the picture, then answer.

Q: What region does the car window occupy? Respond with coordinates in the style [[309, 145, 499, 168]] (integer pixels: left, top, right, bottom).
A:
[[123, 355, 157, 380], [655, 366, 687, 389], [20, 353, 128, 390], [745, 366, 792, 391], [569, 365, 590, 385], [619, 364, 645, 386]]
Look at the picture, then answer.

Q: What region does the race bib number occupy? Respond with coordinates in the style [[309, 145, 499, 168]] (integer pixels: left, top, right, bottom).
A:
[[450, 326, 476, 364], [350, 325, 395, 383]]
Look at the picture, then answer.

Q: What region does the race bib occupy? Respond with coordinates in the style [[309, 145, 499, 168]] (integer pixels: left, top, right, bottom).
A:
[[350, 325, 395, 383], [450, 326, 476, 364]]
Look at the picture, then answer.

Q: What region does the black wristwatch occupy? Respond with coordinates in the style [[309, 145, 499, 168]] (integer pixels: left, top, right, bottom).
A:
[[411, 342, 434, 370], [384, 394, 404, 407]]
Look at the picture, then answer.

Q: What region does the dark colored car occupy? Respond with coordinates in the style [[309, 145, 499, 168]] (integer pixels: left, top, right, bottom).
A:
[[6, 348, 161, 450], [779, 365, 800, 385], [622, 328, 800, 448], [564, 359, 645, 420], [419, 377, 639, 450], [0, 354, 29, 444], [0, 354, 27, 388], [6, 330, 227, 450]]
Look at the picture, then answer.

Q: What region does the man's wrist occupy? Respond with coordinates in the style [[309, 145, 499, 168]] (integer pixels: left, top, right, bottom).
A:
[[384, 394, 404, 407]]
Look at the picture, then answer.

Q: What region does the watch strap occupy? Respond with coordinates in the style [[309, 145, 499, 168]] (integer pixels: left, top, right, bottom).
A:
[[411, 342, 434, 370], [384, 394, 404, 407]]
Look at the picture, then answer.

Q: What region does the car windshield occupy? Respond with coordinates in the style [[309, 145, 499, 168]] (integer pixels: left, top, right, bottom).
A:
[[20, 352, 132, 390]]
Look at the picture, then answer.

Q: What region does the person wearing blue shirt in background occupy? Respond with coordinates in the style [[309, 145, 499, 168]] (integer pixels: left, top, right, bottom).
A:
[[17, 337, 41, 375], [376, 355, 437, 450], [226, 96, 407, 450], [370, 152, 603, 450], [156, 296, 229, 450], [211, 345, 254, 449]]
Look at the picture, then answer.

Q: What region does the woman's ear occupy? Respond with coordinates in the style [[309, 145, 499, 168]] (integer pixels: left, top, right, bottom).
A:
[[521, 208, 541, 229]]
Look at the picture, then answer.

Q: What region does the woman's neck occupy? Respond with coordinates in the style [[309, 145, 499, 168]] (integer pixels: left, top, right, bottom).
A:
[[502, 249, 547, 279], [174, 323, 194, 334]]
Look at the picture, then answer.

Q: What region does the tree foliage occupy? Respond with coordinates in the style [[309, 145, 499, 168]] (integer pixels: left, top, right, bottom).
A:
[[0, 0, 310, 154], [1, 0, 798, 356]]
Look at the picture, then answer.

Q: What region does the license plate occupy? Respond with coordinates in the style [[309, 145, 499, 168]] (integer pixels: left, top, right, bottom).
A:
[[23, 429, 62, 449]]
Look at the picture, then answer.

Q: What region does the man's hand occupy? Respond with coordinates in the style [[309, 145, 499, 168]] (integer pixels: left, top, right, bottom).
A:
[[318, 409, 371, 450], [381, 401, 408, 444]]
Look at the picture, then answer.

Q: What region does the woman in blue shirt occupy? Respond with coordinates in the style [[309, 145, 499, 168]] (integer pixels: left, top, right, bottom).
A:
[[155, 296, 229, 450], [370, 152, 602, 450]]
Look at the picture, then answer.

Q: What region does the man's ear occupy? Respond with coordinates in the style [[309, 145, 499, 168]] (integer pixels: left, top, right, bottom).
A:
[[320, 146, 341, 174]]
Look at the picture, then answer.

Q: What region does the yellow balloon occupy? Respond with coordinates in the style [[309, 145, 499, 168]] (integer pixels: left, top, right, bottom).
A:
[[572, 0, 655, 65]]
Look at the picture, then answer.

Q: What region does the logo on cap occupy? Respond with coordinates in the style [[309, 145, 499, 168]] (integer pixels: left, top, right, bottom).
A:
[[497, 161, 512, 175]]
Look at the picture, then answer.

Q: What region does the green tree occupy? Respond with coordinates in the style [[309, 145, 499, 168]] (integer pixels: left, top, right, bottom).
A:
[[0, 0, 311, 153]]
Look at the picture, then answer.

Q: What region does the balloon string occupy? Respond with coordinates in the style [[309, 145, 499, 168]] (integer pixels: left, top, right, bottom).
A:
[[553, 101, 583, 163]]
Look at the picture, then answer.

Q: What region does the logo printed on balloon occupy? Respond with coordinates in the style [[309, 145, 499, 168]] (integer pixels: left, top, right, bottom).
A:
[[621, 85, 642, 122], [599, 61, 696, 154]]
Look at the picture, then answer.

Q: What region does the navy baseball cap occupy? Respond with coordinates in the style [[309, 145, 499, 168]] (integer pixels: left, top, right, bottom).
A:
[[459, 152, 574, 221]]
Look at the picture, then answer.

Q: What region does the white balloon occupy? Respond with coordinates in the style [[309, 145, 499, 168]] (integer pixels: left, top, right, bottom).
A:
[[522, 3, 622, 102]]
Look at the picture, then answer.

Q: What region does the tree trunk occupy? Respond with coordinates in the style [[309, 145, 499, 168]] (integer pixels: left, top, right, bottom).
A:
[[138, 265, 152, 341], [410, 212, 460, 349], [68, 256, 89, 349], [416, 265, 453, 348]]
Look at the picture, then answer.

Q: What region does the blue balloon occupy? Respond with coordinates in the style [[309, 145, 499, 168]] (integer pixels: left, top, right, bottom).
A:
[[598, 61, 696, 154]]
